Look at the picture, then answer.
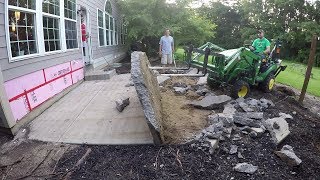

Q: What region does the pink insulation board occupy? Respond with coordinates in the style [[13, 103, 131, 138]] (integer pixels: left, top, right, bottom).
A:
[[5, 60, 84, 122], [4, 70, 45, 99]]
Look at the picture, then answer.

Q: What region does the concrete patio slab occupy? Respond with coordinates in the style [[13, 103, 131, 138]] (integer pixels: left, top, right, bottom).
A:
[[28, 74, 153, 145]]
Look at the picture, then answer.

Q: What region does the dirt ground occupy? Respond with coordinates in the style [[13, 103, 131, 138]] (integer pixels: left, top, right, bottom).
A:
[[1, 75, 320, 179], [160, 77, 211, 143]]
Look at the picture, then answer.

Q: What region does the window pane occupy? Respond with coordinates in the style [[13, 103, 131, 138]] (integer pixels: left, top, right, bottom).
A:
[[43, 16, 60, 52], [9, 28, 18, 41], [28, 41, 37, 54], [106, 30, 109, 45], [98, 10, 103, 27], [65, 20, 78, 49], [9, 0, 35, 10], [11, 42, 19, 57], [42, 0, 60, 15], [99, 28, 104, 46], [65, 0, 76, 20], [105, 14, 109, 29]]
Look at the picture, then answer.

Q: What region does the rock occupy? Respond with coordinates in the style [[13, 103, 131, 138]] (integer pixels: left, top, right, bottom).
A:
[[236, 97, 245, 103], [197, 75, 208, 85], [223, 102, 237, 115], [250, 127, 265, 137], [264, 117, 290, 144], [246, 98, 259, 107], [260, 98, 275, 108], [189, 95, 232, 110], [249, 131, 258, 138], [115, 98, 130, 112], [292, 111, 297, 115], [125, 81, 135, 87], [238, 152, 244, 159], [173, 87, 188, 95], [207, 139, 219, 154], [279, 113, 293, 120], [173, 82, 188, 88], [233, 163, 258, 174], [206, 132, 222, 139], [232, 134, 242, 141], [157, 75, 170, 85], [229, 145, 238, 155], [239, 102, 255, 112], [275, 145, 302, 166], [196, 88, 210, 96], [235, 112, 264, 120], [233, 116, 260, 127], [207, 114, 220, 125], [218, 114, 234, 128]]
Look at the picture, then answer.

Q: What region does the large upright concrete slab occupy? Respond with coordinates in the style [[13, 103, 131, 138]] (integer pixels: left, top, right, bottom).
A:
[[27, 74, 153, 145], [131, 52, 163, 144]]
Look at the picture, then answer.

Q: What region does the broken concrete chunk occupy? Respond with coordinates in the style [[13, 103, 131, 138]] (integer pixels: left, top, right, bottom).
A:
[[223, 103, 237, 115], [235, 112, 264, 120], [115, 97, 130, 112], [279, 113, 293, 120], [207, 114, 220, 125], [246, 98, 259, 107], [264, 117, 290, 144], [219, 114, 234, 128], [249, 131, 258, 138], [234, 162, 258, 174], [238, 152, 244, 159], [196, 88, 210, 96], [275, 145, 302, 166], [250, 127, 265, 137], [207, 139, 219, 154], [173, 82, 188, 88], [229, 145, 238, 155], [260, 98, 275, 108], [189, 95, 232, 110], [173, 87, 188, 95], [197, 75, 208, 85], [233, 116, 260, 128], [239, 102, 255, 112], [157, 75, 170, 85]]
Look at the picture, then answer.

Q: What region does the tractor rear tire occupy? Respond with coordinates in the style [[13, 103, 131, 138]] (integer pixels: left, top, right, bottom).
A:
[[232, 80, 250, 99], [260, 73, 275, 93]]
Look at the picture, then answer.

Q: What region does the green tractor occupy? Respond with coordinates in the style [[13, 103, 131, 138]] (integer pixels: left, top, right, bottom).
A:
[[182, 40, 287, 98]]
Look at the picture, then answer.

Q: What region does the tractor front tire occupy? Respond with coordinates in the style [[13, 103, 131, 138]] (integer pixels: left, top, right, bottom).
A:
[[232, 80, 250, 99], [207, 76, 221, 89], [260, 73, 275, 93]]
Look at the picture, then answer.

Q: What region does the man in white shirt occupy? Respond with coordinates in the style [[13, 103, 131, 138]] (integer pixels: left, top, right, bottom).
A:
[[159, 29, 174, 65]]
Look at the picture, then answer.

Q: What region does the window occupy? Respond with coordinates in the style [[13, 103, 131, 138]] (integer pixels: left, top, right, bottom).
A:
[[97, 0, 117, 47], [43, 0, 61, 52], [98, 10, 104, 46], [64, 0, 78, 49], [7, 0, 79, 61], [8, 1, 37, 58]]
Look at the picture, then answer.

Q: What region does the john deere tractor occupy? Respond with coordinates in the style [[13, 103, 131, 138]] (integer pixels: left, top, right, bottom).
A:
[[182, 40, 286, 98]]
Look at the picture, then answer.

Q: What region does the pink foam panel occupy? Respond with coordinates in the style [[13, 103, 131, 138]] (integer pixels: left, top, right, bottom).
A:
[[50, 74, 73, 95], [4, 70, 45, 100], [9, 96, 30, 121], [71, 59, 84, 70], [72, 68, 84, 84], [44, 62, 71, 82], [27, 84, 54, 109]]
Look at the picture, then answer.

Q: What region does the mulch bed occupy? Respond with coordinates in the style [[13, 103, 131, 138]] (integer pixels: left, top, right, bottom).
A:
[[52, 88, 320, 180]]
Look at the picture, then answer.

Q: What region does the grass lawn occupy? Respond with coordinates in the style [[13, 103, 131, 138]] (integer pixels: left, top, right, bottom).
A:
[[277, 61, 320, 97], [175, 48, 319, 97]]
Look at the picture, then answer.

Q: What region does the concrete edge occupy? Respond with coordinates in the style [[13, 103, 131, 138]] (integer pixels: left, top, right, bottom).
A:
[[131, 51, 163, 145], [0, 80, 84, 135]]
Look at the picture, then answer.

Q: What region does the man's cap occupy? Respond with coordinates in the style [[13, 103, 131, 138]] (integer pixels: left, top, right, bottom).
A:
[[258, 29, 264, 33]]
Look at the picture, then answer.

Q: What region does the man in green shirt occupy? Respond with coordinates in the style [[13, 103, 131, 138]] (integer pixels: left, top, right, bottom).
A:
[[250, 29, 271, 54]]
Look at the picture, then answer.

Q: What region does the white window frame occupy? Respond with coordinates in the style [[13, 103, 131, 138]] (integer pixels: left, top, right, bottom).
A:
[[97, 0, 116, 47], [5, 0, 78, 63], [64, 0, 78, 50], [97, 8, 104, 47]]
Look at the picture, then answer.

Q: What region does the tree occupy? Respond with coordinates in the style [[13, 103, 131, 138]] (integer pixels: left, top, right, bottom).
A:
[[118, 0, 216, 56]]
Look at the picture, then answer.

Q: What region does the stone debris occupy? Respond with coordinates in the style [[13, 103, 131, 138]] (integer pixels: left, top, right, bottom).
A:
[[115, 97, 130, 112], [233, 162, 258, 174], [250, 127, 265, 137], [196, 88, 210, 96], [157, 75, 170, 85], [238, 152, 244, 159], [229, 145, 238, 155], [189, 95, 232, 110], [239, 102, 255, 112], [279, 113, 293, 120], [173, 87, 188, 95], [275, 145, 302, 166], [264, 117, 290, 144], [207, 139, 219, 154], [173, 82, 188, 88], [197, 75, 208, 85], [223, 102, 237, 115]]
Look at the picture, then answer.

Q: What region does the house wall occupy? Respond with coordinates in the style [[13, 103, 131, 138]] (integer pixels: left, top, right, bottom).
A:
[[0, 0, 127, 132]]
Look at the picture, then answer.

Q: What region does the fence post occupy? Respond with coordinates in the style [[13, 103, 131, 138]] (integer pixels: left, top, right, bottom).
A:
[[299, 34, 318, 104]]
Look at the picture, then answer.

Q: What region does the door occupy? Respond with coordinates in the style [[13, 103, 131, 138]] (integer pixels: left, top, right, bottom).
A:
[[80, 8, 92, 65]]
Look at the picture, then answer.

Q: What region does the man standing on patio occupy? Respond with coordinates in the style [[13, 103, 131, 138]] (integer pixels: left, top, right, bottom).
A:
[[159, 29, 174, 65]]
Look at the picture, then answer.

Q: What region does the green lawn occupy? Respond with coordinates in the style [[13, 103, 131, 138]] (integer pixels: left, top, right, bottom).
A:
[[175, 48, 320, 97], [277, 61, 320, 97]]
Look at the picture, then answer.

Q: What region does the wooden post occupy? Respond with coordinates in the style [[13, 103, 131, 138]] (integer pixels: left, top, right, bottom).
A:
[[299, 34, 318, 103]]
